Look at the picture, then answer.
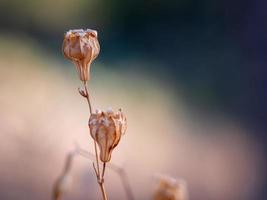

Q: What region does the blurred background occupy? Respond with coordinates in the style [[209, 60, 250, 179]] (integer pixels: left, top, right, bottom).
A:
[[0, 0, 267, 200]]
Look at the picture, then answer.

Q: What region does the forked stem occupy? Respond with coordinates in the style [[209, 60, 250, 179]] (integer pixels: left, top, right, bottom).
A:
[[76, 146, 135, 200]]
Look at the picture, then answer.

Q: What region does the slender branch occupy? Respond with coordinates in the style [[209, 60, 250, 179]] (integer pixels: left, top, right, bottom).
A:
[[79, 81, 108, 200], [81, 81, 100, 176], [99, 181, 108, 200], [102, 162, 106, 180], [92, 163, 98, 178], [93, 140, 101, 177], [83, 81, 92, 114]]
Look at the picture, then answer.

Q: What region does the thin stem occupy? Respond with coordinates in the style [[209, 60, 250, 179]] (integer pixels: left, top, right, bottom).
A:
[[81, 81, 108, 200], [82, 81, 100, 176], [100, 182, 108, 200], [83, 81, 92, 114], [92, 163, 98, 178], [102, 162, 106, 180], [93, 140, 100, 177]]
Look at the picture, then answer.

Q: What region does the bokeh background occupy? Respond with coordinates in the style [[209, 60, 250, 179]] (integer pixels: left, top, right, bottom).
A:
[[0, 0, 267, 200]]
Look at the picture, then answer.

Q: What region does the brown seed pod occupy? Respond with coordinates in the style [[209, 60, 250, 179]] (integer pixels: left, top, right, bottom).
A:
[[62, 29, 100, 81], [89, 108, 127, 162]]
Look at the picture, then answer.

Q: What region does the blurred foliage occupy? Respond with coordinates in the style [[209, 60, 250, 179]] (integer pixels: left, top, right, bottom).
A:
[[0, 0, 267, 136]]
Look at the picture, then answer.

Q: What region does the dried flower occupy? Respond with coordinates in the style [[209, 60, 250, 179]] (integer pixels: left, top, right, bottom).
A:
[[89, 108, 127, 162], [153, 175, 189, 200], [62, 29, 100, 81]]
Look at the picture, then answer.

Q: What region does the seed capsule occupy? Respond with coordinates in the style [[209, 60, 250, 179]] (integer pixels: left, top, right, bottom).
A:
[[62, 29, 100, 81], [89, 108, 127, 162]]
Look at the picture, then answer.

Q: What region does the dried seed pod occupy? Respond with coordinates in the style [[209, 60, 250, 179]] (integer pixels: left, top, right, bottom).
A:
[[62, 29, 100, 81], [89, 108, 127, 162], [153, 175, 189, 200]]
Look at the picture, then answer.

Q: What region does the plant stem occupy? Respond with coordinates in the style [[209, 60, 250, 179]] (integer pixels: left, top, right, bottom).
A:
[[82, 81, 108, 200], [102, 162, 106, 180], [83, 81, 92, 114], [94, 140, 101, 176], [76, 146, 135, 200], [83, 81, 100, 176], [100, 181, 108, 200]]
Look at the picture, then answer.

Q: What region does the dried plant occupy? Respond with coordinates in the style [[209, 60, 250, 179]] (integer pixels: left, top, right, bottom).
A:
[[56, 28, 127, 200], [75, 144, 135, 200], [53, 28, 189, 200], [53, 144, 135, 200]]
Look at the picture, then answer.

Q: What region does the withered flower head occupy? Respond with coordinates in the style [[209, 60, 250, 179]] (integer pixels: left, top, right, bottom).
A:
[[153, 175, 189, 200], [62, 29, 100, 81], [89, 108, 127, 162]]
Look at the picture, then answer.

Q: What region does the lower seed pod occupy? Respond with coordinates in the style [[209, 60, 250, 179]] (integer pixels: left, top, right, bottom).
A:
[[89, 108, 127, 162]]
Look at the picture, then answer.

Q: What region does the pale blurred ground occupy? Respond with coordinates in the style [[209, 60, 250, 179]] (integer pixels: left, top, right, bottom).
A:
[[0, 35, 265, 200]]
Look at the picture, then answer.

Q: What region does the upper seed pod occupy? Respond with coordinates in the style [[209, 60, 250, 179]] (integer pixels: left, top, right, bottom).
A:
[[62, 29, 100, 81], [89, 108, 127, 162]]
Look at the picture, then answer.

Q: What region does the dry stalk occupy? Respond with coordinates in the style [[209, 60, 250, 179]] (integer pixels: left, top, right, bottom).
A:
[[79, 81, 108, 200], [60, 29, 130, 200], [52, 144, 135, 200], [76, 145, 135, 200]]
